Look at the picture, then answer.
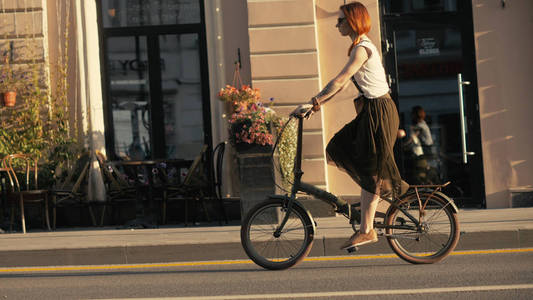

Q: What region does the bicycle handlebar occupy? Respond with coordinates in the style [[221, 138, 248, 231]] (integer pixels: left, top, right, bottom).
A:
[[290, 104, 314, 119]]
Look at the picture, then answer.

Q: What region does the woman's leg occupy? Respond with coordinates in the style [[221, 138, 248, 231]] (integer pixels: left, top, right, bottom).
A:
[[359, 187, 380, 234], [339, 183, 381, 249], [341, 180, 380, 249]]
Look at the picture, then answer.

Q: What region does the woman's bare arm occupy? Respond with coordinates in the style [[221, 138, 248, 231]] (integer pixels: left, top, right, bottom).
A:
[[312, 46, 369, 105]]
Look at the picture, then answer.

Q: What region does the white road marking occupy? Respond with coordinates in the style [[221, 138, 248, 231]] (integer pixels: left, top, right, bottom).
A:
[[92, 284, 533, 299]]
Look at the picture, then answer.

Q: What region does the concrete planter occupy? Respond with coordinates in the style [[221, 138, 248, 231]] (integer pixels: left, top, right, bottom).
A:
[[235, 144, 276, 220]]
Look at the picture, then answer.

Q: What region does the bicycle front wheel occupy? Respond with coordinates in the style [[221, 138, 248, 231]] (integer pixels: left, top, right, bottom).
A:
[[240, 199, 314, 270], [385, 192, 460, 264]]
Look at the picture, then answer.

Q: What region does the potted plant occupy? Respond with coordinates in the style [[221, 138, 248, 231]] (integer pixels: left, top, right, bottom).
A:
[[218, 84, 262, 113], [0, 55, 23, 107], [228, 102, 277, 152]]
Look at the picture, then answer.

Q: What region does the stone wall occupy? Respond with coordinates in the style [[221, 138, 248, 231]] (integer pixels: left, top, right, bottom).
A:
[[472, 0, 533, 208], [0, 0, 47, 77], [246, 0, 326, 188], [0, 0, 48, 117], [244, 0, 336, 217]]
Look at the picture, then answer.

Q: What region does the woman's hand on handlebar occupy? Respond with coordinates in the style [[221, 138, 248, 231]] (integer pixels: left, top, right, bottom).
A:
[[291, 104, 314, 118]]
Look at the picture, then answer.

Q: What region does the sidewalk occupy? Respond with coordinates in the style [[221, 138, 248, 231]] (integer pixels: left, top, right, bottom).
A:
[[0, 208, 532, 268]]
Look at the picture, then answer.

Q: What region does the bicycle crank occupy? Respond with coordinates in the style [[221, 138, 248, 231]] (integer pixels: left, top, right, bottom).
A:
[[383, 234, 421, 240]]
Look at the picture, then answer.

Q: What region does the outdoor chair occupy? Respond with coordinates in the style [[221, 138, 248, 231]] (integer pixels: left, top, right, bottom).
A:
[[49, 152, 97, 229], [210, 141, 228, 225], [2, 154, 51, 233], [95, 151, 138, 225], [162, 145, 211, 225]]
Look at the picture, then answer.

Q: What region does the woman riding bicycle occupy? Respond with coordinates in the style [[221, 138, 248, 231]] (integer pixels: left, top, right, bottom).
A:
[[302, 1, 409, 250]]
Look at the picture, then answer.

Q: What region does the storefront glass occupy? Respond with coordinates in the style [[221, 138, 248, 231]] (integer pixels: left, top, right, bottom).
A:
[[99, 0, 209, 160], [106, 36, 152, 159], [159, 34, 204, 159], [101, 0, 200, 28], [382, 1, 485, 207], [383, 0, 457, 14]]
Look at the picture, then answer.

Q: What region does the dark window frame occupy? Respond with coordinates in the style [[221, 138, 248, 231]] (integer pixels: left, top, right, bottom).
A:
[[96, 0, 212, 160]]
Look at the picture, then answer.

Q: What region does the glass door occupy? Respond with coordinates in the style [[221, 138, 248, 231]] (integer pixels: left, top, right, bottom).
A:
[[159, 34, 205, 159], [105, 36, 152, 160], [382, 1, 485, 207]]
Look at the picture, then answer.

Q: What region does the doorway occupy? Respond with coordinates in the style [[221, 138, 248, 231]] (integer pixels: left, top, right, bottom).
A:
[[381, 0, 485, 207]]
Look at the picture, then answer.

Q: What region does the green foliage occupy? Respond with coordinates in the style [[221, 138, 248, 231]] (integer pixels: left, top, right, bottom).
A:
[[0, 57, 79, 188], [0, 56, 26, 92], [0, 1, 79, 188], [0, 61, 47, 156]]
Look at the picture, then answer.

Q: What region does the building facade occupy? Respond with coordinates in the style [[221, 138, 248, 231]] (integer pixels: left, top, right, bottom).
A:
[[1, 0, 531, 210]]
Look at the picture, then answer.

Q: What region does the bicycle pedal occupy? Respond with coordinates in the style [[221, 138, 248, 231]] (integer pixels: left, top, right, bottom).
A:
[[346, 246, 359, 253]]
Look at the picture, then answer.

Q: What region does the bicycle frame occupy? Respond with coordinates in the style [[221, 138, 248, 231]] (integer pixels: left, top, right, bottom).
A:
[[272, 115, 395, 235], [272, 113, 458, 237]]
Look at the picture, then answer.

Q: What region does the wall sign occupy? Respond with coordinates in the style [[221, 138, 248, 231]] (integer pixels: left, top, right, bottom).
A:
[[417, 37, 440, 56]]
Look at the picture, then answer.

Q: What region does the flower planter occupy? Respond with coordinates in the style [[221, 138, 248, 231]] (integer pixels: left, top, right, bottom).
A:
[[235, 143, 271, 154], [235, 144, 277, 219], [3, 91, 16, 107]]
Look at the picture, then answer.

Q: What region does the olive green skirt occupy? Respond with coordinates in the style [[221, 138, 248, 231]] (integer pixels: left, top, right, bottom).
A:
[[326, 94, 408, 198]]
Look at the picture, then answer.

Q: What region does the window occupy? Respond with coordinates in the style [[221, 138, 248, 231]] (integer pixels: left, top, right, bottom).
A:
[[101, 0, 200, 27], [99, 0, 210, 160]]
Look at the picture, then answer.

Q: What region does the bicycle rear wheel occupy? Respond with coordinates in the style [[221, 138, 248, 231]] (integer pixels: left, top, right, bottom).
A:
[[240, 199, 314, 270], [385, 192, 459, 264]]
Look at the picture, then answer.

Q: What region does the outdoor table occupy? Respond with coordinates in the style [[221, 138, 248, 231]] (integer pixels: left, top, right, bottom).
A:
[[113, 159, 192, 228], [114, 160, 160, 228]]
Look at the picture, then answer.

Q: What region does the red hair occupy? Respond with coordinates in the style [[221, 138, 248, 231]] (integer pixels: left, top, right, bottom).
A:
[[341, 2, 371, 56]]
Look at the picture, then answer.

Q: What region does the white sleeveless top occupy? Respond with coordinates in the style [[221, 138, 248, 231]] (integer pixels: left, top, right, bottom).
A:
[[352, 37, 390, 99]]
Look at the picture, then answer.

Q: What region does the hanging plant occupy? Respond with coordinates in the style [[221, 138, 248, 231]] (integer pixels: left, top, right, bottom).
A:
[[0, 55, 25, 107], [3, 91, 16, 107], [218, 84, 262, 111], [217, 63, 262, 112]]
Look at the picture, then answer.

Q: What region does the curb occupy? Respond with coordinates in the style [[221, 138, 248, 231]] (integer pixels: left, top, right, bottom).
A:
[[1, 229, 532, 268]]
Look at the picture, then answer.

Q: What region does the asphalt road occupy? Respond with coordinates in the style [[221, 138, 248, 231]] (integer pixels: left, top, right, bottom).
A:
[[0, 249, 532, 299]]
